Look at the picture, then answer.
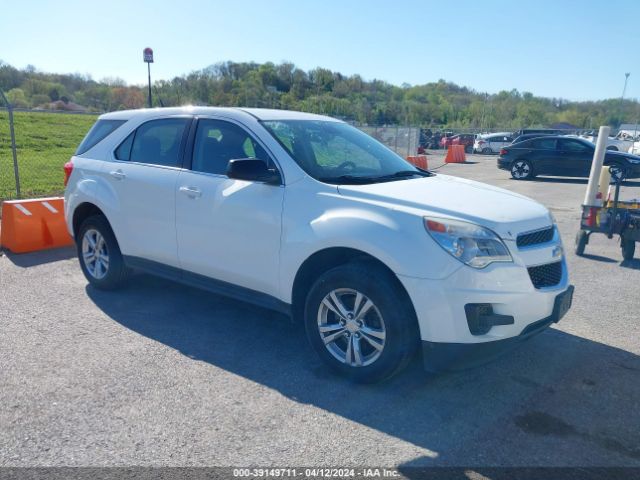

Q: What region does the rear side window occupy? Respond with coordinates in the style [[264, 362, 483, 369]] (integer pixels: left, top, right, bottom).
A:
[[116, 118, 190, 167], [76, 119, 126, 155]]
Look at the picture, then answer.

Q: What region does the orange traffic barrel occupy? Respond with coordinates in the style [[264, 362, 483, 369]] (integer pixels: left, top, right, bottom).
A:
[[445, 145, 466, 164], [406, 155, 429, 170]]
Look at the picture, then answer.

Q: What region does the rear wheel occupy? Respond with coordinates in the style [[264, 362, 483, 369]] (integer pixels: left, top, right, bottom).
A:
[[304, 262, 418, 383], [575, 230, 588, 256], [510, 159, 535, 180], [621, 235, 635, 261], [465, 145, 472, 153], [481, 147, 492, 154], [77, 215, 129, 290]]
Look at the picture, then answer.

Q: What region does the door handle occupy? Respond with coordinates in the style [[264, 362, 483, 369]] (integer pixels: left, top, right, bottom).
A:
[[109, 169, 126, 180], [179, 186, 202, 198]]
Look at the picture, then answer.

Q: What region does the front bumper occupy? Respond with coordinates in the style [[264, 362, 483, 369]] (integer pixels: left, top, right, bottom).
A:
[[421, 285, 574, 371]]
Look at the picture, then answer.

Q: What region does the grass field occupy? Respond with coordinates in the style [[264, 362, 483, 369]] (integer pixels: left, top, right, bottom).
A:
[[0, 110, 97, 200]]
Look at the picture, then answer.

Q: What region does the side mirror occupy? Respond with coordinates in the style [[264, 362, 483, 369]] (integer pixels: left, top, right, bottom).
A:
[[227, 158, 281, 184]]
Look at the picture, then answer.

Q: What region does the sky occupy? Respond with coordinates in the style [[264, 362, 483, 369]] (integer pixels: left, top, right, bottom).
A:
[[1, 0, 639, 101]]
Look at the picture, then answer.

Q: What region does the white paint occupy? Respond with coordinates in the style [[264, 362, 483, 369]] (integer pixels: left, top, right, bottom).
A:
[[13, 204, 32, 216], [65, 107, 571, 348], [41, 201, 58, 214]]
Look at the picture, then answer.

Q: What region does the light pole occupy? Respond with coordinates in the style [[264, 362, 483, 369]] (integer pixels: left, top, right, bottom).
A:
[[620, 72, 630, 125], [143, 47, 154, 108], [621, 72, 631, 102]]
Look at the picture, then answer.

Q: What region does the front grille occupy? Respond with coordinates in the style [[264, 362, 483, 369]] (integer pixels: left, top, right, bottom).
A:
[[528, 261, 563, 289], [517, 226, 554, 248]]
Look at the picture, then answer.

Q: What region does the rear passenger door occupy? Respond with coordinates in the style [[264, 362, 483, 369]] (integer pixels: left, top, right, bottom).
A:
[[106, 117, 191, 267], [529, 137, 560, 174]]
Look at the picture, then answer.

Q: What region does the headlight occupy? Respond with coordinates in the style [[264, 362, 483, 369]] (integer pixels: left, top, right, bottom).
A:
[[424, 217, 512, 269]]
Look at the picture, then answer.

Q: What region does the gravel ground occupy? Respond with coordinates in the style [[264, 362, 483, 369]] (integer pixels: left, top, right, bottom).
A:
[[1, 152, 639, 468]]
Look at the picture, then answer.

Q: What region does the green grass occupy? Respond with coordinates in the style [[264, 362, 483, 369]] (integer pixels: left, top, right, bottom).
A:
[[0, 110, 97, 200]]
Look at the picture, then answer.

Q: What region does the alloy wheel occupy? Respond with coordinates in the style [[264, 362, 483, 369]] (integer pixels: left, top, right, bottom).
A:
[[317, 288, 386, 367], [82, 229, 109, 280], [512, 161, 531, 179]]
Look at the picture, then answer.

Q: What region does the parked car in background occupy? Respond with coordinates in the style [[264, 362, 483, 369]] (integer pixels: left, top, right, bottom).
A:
[[512, 129, 562, 138], [497, 136, 640, 182], [65, 107, 573, 382], [511, 133, 555, 144], [474, 133, 513, 154], [438, 132, 455, 149], [451, 134, 475, 153], [581, 131, 638, 152], [629, 140, 640, 156]]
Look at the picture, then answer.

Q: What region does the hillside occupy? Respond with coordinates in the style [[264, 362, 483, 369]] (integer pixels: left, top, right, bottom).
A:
[[1, 60, 638, 129]]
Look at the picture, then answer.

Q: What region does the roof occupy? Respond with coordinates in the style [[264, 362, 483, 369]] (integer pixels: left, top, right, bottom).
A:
[[99, 106, 340, 122], [549, 122, 579, 130]]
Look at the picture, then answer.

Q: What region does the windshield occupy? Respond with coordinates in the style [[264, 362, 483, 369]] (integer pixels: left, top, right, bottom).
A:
[[261, 120, 428, 184]]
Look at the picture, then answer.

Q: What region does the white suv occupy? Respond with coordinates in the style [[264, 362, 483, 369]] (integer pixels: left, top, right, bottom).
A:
[[65, 107, 573, 382], [474, 133, 514, 154]]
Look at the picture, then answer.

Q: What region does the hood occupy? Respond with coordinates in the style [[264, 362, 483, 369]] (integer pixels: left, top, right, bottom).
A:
[[337, 174, 552, 239]]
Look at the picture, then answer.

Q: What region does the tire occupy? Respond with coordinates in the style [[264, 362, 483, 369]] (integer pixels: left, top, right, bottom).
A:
[[608, 163, 627, 183], [77, 215, 129, 290], [510, 159, 535, 180], [304, 261, 419, 383], [481, 147, 492, 155], [621, 236, 635, 261], [575, 230, 588, 256], [465, 145, 472, 153]]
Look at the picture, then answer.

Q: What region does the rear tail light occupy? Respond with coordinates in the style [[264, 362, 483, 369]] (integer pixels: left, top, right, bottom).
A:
[[499, 149, 508, 156], [63, 161, 74, 186]]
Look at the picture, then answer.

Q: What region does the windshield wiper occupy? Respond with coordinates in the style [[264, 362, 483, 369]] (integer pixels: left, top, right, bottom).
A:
[[319, 170, 431, 185], [372, 170, 432, 181]]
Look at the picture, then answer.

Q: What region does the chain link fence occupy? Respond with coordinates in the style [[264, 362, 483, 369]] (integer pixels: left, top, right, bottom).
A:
[[0, 107, 610, 202], [0, 109, 425, 201], [0, 108, 98, 201], [357, 125, 421, 158]]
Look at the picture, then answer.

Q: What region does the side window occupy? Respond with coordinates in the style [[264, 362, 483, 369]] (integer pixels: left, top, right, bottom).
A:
[[128, 118, 190, 167], [560, 140, 590, 152], [192, 119, 269, 175], [532, 138, 557, 150], [76, 119, 126, 155], [115, 132, 134, 160]]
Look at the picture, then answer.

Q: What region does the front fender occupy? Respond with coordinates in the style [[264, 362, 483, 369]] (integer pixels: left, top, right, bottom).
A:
[[278, 191, 460, 303]]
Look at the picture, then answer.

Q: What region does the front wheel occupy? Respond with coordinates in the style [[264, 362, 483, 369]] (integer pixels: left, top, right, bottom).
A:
[[608, 163, 627, 184], [511, 159, 535, 180], [575, 230, 588, 256], [621, 235, 635, 261], [481, 147, 492, 154], [304, 262, 418, 383]]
